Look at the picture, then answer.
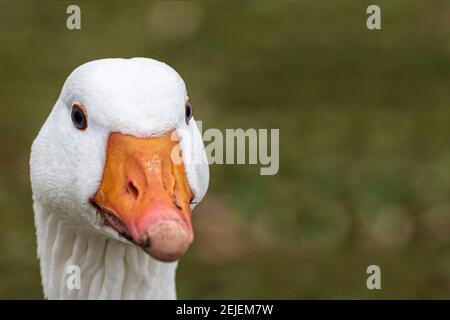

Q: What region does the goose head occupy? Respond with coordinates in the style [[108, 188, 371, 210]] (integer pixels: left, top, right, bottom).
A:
[[30, 58, 209, 262]]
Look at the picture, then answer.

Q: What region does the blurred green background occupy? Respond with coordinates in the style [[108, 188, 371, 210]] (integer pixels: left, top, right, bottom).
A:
[[0, 0, 449, 299]]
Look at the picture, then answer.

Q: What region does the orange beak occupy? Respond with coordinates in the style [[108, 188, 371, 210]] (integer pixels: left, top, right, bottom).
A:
[[90, 130, 193, 262]]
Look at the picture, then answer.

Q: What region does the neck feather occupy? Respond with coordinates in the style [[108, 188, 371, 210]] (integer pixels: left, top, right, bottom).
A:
[[33, 202, 178, 300]]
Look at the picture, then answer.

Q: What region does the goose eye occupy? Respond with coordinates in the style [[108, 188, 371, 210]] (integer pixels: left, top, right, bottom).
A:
[[185, 100, 193, 125], [71, 104, 87, 130]]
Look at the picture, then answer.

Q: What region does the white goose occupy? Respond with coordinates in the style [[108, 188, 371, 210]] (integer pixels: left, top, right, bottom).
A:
[[30, 58, 209, 299]]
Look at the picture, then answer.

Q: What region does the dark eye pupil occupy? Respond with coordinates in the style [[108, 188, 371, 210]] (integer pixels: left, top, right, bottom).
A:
[[71, 105, 87, 129], [73, 110, 82, 123], [185, 102, 193, 124]]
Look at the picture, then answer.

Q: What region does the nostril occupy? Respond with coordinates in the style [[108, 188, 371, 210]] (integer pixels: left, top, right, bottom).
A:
[[126, 180, 139, 199]]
